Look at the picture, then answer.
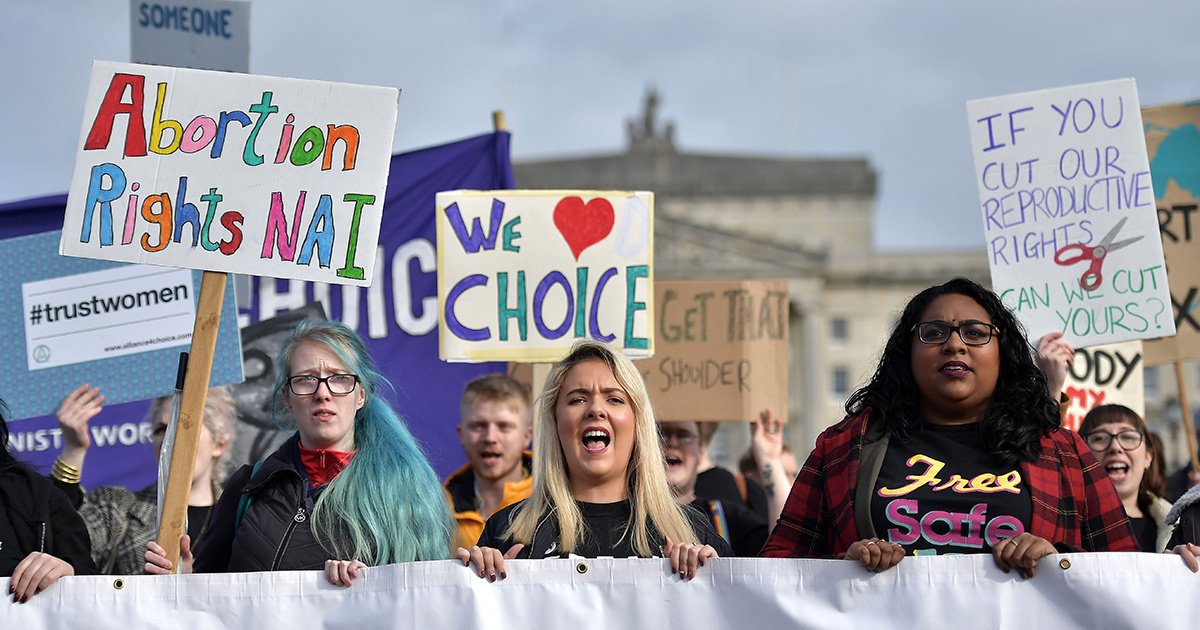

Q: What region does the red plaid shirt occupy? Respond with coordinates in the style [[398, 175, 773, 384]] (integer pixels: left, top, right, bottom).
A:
[[761, 411, 1137, 558]]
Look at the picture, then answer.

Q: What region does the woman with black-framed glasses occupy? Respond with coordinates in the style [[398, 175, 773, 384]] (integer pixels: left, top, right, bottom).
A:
[[145, 320, 453, 586], [762, 277, 1138, 577], [1078, 405, 1172, 552]]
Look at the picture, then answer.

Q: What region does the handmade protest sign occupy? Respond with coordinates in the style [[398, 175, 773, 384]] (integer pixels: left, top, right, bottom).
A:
[[0, 231, 243, 421], [1060, 340, 1144, 432], [636, 279, 788, 422], [436, 190, 653, 362], [1141, 102, 1200, 365], [60, 60, 399, 287], [967, 79, 1175, 348]]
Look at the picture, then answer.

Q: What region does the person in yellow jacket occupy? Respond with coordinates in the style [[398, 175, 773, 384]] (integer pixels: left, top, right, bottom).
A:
[[444, 374, 533, 547]]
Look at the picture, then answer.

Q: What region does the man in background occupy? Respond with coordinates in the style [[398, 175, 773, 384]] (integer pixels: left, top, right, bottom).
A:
[[444, 374, 533, 547]]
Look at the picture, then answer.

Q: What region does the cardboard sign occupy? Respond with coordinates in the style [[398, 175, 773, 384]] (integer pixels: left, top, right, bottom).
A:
[[1141, 101, 1200, 365], [0, 231, 243, 421], [130, 0, 251, 73], [636, 280, 789, 422], [1061, 340, 1145, 432], [61, 61, 399, 286], [436, 190, 654, 362], [967, 79, 1175, 348]]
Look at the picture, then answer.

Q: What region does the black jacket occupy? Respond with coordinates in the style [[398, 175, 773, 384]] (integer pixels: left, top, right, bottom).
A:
[[194, 435, 339, 572], [689, 497, 768, 557], [0, 464, 97, 577], [478, 498, 734, 558]]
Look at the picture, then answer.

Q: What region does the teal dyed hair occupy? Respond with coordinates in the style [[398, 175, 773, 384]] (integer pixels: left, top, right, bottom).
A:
[[273, 319, 454, 563]]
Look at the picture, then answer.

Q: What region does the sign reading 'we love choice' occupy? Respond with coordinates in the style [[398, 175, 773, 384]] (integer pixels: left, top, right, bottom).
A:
[[435, 191, 654, 363]]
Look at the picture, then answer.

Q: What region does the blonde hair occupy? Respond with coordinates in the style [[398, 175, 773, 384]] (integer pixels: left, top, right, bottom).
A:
[[503, 340, 698, 556], [149, 386, 237, 485]]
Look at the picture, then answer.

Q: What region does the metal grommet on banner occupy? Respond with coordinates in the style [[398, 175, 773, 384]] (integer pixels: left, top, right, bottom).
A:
[[113, 578, 126, 590], [576, 562, 588, 574], [1058, 558, 1071, 570]]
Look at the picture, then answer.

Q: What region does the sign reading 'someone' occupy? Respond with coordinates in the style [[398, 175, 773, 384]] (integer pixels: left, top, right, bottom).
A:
[[61, 61, 399, 286]]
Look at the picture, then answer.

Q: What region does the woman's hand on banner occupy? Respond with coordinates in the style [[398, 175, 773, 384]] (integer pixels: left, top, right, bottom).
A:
[[992, 533, 1055, 578], [456, 543, 524, 581], [845, 538, 905, 573], [325, 559, 368, 586], [664, 537, 719, 580]]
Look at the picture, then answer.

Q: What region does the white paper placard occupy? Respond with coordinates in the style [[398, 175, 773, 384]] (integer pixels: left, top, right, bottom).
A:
[[61, 61, 399, 286], [20, 265, 196, 370], [436, 190, 654, 363], [967, 79, 1175, 348]]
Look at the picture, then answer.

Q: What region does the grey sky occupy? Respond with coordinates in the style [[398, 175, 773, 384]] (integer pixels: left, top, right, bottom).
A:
[[3, 1, 1197, 251]]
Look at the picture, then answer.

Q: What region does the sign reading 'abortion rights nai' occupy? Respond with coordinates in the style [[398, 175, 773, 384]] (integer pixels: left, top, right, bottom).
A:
[[61, 61, 399, 286], [436, 191, 653, 363], [967, 79, 1175, 348]]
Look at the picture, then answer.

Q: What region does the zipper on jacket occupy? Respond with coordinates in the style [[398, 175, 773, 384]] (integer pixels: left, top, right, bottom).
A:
[[270, 503, 307, 570]]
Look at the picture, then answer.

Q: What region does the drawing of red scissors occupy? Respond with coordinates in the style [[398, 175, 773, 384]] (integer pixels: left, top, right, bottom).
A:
[[1053, 217, 1143, 291]]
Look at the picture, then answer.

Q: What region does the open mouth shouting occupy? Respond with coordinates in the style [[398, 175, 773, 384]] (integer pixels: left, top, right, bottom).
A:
[[1104, 461, 1131, 483], [478, 449, 502, 467], [582, 427, 612, 453]]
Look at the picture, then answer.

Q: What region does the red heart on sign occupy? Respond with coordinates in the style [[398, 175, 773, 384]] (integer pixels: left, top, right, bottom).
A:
[[553, 196, 615, 260]]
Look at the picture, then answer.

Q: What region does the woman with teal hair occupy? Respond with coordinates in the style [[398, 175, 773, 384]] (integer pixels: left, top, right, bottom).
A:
[[146, 319, 453, 585]]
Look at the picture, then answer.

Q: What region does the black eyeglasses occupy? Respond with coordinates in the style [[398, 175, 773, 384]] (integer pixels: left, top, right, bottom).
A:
[[912, 320, 998, 347], [287, 374, 360, 396], [1084, 430, 1143, 452]]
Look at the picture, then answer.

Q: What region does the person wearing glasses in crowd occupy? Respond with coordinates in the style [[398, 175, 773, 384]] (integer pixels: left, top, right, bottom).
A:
[[49, 384, 235, 576], [1077, 405, 1200, 571], [762, 278, 1138, 576], [145, 320, 454, 586], [457, 340, 732, 581], [1078, 405, 1173, 552], [659, 411, 788, 556], [0, 397, 96, 602]]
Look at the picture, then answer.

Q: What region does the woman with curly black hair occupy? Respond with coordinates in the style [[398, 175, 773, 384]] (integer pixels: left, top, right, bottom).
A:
[[761, 278, 1137, 576]]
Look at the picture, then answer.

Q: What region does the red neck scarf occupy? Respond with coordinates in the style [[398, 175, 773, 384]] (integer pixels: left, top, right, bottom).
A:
[[297, 443, 356, 487]]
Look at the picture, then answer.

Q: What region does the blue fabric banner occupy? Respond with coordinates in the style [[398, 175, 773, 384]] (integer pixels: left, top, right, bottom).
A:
[[0, 131, 513, 487]]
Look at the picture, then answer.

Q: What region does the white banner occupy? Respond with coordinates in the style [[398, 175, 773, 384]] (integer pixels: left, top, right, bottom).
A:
[[20, 265, 196, 370], [4, 555, 1197, 628]]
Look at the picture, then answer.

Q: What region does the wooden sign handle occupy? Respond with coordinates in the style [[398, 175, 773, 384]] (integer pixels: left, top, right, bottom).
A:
[[155, 270, 227, 569], [1176, 361, 1199, 472]]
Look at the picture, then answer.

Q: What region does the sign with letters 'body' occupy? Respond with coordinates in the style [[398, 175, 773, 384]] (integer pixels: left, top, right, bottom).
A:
[[61, 61, 399, 286], [436, 190, 653, 363], [1061, 340, 1144, 432], [968, 79, 1175, 348]]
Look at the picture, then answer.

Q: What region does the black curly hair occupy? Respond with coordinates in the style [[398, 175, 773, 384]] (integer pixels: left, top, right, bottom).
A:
[[844, 277, 1059, 467]]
